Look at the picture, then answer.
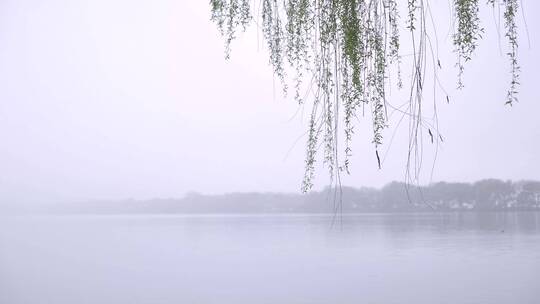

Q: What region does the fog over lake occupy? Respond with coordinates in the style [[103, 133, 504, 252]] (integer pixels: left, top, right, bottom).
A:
[[1, 213, 539, 304], [1, 0, 540, 303]]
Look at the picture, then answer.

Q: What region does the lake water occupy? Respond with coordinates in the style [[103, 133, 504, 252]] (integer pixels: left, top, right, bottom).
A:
[[1, 213, 539, 304]]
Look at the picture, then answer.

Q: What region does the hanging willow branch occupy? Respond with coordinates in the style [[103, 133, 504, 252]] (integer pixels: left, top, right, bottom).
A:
[[210, 0, 521, 192], [453, 0, 483, 88]]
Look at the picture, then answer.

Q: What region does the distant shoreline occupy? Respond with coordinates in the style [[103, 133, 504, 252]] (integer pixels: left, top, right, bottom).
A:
[[3, 210, 540, 217], [3, 179, 539, 215]]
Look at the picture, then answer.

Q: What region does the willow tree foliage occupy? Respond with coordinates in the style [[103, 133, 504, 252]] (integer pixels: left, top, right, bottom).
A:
[[210, 0, 522, 192]]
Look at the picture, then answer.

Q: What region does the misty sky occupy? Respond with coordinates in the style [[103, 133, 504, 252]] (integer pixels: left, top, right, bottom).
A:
[[0, 0, 539, 203]]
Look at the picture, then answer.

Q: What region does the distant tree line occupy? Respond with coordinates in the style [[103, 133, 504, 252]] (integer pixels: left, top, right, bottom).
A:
[[15, 179, 539, 215]]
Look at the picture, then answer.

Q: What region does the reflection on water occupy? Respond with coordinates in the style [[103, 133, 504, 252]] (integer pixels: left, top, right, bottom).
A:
[[1, 212, 539, 304]]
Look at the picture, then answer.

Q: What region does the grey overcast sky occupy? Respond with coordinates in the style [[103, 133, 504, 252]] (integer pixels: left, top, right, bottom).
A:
[[0, 0, 539, 203]]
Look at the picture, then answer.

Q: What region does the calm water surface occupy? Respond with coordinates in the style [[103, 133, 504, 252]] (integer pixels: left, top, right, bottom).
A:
[[1, 213, 539, 304]]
